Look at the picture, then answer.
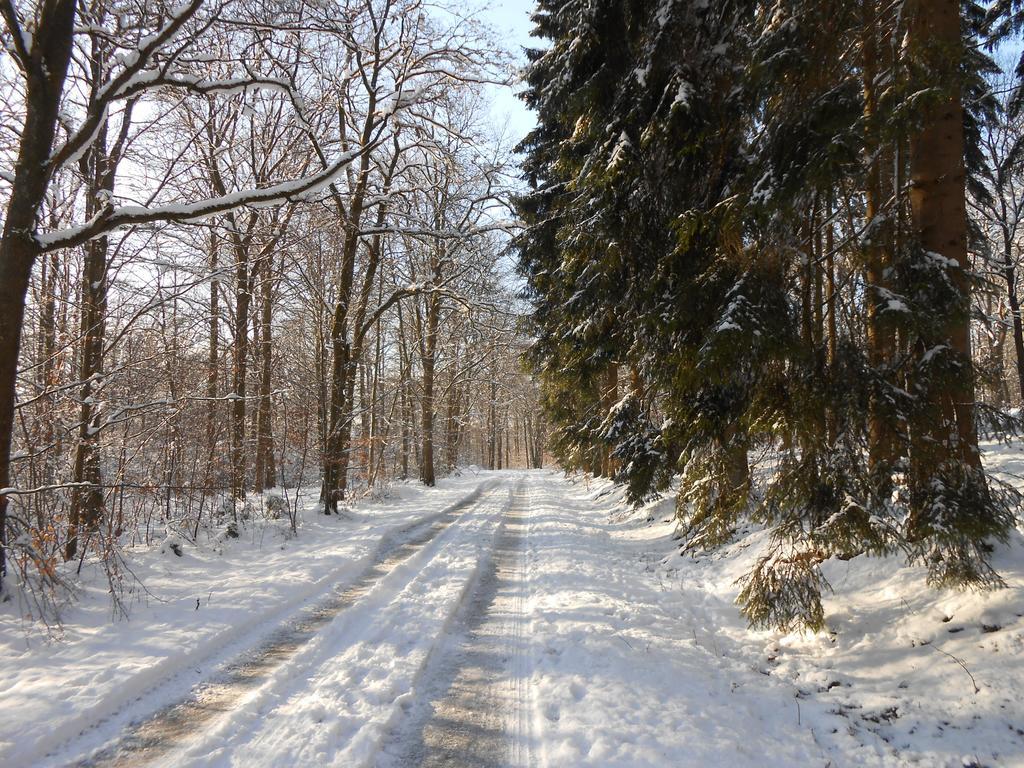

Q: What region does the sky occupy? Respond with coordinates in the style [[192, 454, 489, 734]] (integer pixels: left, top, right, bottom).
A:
[[477, 0, 539, 148]]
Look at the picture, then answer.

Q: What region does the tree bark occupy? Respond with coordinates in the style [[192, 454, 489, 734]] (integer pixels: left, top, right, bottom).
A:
[[487, 373, 497, 470], [420, 290, 439, 486], [496, 417, 503, 471], [230, 227, 252, 505], [398, 304, 412, 480], [862, 0, 900, 474], [68, 195, 110, 559], [254, 252, 276, 492], [907, 0, 982, 471], [359, 361, 370, 482], [600, 365, 619, 477], [322, 127, 401, 510], [68, 30, 129, 557], [207, 228, 221, 472], [0, 0, 78, 587], [1004, 258, 1024, 402], [445, 379, 463, 472], [33, 250, 59, 512]]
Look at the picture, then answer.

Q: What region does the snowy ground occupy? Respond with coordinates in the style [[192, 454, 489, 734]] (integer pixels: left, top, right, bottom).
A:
[[1, 455, 1022, 767]]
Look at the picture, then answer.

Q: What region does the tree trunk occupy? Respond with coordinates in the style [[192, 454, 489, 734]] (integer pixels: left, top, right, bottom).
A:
[[338, 355, 359, 495], [315, 305, 329, 494], [600, 364, 619, 477], [723, 424, 750, 503], [401, 369, 411, 481], [907, 0, 982, 472], [862, 1, 899, 474], [801, 214, 814, 347], [1005, 260, 1024, 402], [207, 228, 220, 473], [445, 380, 463, 472], [230, 233, 251, 506], [68, 51, 123, 558], [987, 294, 1008, 408], [254, 253, 276, 492], [0, 0, 77, 587], [812, 199, 824, 349], [397, 303, 412, 480], [504, 410, 511, 469], [33, 250, 59, 510], [496, 419, 503, 471], [322, 120, 377, 512], [420, 294, 439, 487], [368, 318, 381, 486], [487, 375, 497, 470], [825, 199, 839, 443], [68, 230, 109, 560], [323, 331, 349, 512], [0, 241, 37, 585], [359, 361, 370, 483], [202, 149, 261, 508]]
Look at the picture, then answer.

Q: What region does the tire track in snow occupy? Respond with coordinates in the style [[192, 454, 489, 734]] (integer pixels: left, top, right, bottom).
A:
[[67, 479, 500, 768], [509, 483, 532, 768], [375, 477, 534, 768]]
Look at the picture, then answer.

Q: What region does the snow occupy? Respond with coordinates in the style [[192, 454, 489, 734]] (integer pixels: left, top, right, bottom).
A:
[[655, 0, 674, 29], [671, 79, 694, 110], [925, 250, 962, 269], [377, 85, 429, 117], [0, 475, 493, 767], [170, 482, 513, 767], [921, 344, 952, 365], [2, 453, 1023, 767], [626, 440, 1024, 767], [111, 72, 292, 100], [524, 478, 823, 766], [607, 131, 631, 171], [36, 147, 360, 251]]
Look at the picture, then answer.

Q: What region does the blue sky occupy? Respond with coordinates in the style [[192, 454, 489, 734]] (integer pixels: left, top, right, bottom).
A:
[[478, 0, 539, 147]]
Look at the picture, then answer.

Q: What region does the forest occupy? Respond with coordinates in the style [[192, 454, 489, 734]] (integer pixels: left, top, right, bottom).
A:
[[3, 0, 1024, 766], [0, 0, 1021, 633], [0, 0, 544, 618], [516, 0, 1024, 630]]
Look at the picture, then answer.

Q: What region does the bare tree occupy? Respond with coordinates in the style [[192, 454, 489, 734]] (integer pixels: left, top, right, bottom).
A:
[[0, 0, 370, 589]]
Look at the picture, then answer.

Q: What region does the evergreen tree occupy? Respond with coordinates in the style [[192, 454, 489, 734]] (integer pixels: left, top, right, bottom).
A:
[[518, 0, 1020, 631]]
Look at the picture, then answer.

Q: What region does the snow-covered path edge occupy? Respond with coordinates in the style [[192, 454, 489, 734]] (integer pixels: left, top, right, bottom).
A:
[[522, 472, 828, 767], [523, 458, 1024, 768]]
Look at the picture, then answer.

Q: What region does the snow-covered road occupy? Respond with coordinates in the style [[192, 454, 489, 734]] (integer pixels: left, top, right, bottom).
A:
[[376, 480, 534, 768], [4, 469, 1022, 767], [78, 478, 507, 767]]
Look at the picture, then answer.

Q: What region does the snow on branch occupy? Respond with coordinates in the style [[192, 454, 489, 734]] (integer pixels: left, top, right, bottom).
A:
[[46, 0, 205, 173], [113, 73, 294, 99], [37, 147, 361, 252], [357, 219, 519, 239]]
